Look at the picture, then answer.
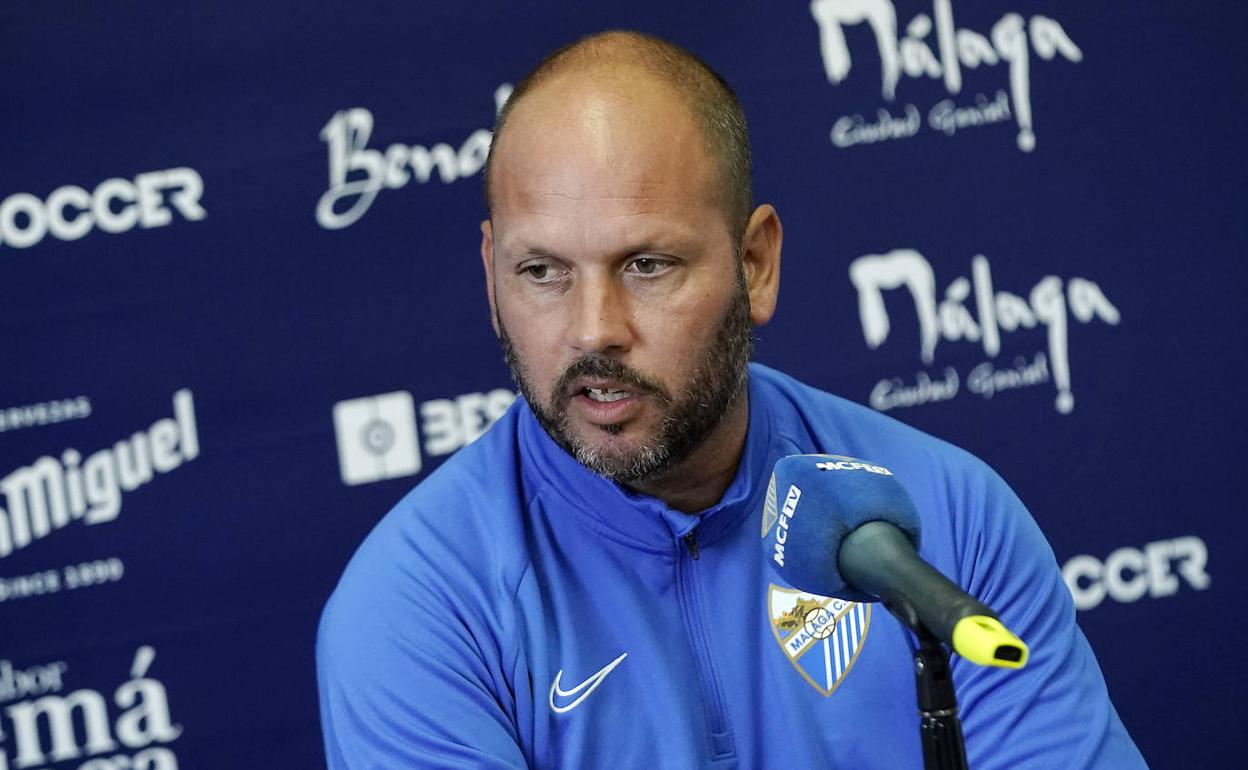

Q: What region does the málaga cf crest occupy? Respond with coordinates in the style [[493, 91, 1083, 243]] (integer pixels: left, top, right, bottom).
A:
[[768, 585, 871, 696]]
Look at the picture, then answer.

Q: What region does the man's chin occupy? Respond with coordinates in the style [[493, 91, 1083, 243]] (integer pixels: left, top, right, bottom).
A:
[[568, 421, 650, 455], [563, 424, 669, 482]]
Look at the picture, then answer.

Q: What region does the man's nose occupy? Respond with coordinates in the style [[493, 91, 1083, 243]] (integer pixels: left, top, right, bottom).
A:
[[568, 275, 633, 354]]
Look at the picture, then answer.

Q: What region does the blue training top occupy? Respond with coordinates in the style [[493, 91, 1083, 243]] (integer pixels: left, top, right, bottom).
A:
[[317, 363, 1146, 769]]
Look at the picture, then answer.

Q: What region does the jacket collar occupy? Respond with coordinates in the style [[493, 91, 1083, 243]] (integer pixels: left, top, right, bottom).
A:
[[518, 364, 796, 553]]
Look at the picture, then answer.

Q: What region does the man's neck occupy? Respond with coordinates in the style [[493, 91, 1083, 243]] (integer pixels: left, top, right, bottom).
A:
[[626, 391, 750, 514]]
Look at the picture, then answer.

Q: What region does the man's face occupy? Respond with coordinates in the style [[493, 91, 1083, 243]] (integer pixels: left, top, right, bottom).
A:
[[483, 70, 753, 482], [497, 266, 751, 482]]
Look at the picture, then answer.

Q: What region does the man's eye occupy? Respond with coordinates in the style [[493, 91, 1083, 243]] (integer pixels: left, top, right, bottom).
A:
[[628, 257, 668, 276], [521, 263, 558, 282]]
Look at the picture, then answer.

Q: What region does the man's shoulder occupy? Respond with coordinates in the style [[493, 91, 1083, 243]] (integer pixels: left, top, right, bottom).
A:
[[372, 400, 524, 535], [320, 402, 531, 638], [751, 362, 984, 474], [403, 399, 528, 518]]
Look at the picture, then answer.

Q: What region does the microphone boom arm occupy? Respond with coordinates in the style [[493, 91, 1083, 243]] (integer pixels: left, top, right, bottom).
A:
[[839, 521, 1029, 669]]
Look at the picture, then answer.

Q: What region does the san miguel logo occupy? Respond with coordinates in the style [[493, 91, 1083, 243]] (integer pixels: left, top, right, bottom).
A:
[[810, 0, 1083, 151], [0, 390, 198, 559], [768, 586, 871, 696]]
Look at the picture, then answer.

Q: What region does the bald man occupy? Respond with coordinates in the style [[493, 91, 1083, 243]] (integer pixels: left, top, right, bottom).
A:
[[317, 31, 1145, 769]]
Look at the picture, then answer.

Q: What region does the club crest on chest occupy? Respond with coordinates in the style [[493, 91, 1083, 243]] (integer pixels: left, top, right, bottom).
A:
[[767, 584, 871, 697]]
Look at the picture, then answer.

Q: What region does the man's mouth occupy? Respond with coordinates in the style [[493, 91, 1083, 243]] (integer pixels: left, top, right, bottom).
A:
[[583, 387, 632, 403], [565, 380, 645, 426]]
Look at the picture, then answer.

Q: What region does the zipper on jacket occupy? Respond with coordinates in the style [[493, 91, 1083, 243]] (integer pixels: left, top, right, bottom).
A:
[[683, 531, 701, 560], [676, 529, 735, 762]]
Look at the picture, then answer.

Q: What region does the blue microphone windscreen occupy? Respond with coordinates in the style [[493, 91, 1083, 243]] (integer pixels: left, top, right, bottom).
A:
[[760, 454, 921, 601]]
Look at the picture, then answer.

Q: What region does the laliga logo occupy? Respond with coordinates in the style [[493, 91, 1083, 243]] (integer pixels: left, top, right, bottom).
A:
[[811, 0, 1082, 151], [333, 388, 516, 486], [850, 250, 1120, 414], [315, 85, 511, 230]]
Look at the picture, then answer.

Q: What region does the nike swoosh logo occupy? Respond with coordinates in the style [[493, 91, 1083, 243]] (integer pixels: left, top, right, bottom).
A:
[[548, 652, 628, 714]]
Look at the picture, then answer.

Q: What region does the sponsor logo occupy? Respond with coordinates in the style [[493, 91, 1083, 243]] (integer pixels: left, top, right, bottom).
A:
[[0, 558, 125, 606], [0, 169, 206, 251], [769, 483, 802, 568], [315, 85, 512, 230], [768, 585, 871, 696], [419, 390, 517, 458], [332, 388, 516, 486], [850, 249, 1120, 413], [0, 390, 198, 559], [333, 392, 422, 486], [0, 398, 92, 434], [1062, 536, 1210, 611], [811, 0, 1083, 151], [548, 652, 628, 715], [815, 458, 893, 475], [0, 659, 68, 704], [0, 646, 182, 770]]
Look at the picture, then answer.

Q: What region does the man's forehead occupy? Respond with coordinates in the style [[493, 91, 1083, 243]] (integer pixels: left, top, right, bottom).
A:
[[493, 76, 714, 203], [509, 58, 689, 123], [499, 66, 707, 164], [500, 168, 698, 212]]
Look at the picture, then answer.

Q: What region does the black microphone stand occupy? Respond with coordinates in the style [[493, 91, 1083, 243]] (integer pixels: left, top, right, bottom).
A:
[[885, 598, 969, 770]]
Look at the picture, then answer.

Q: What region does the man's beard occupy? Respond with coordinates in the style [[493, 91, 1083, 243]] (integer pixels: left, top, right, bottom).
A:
[[498, 268, 753, 484]]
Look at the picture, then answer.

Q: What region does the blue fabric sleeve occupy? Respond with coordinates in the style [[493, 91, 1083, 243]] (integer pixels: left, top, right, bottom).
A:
[[316, 513, 529, 770], [948, 459, 1148, 769]]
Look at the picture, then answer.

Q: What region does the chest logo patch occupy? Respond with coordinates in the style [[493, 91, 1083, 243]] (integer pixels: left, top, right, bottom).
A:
[[768, 584, 871, 696], [548, 652, 628, 714]]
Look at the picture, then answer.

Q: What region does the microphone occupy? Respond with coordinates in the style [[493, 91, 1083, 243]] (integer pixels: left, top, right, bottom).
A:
[[760, 454, 1028, 669]]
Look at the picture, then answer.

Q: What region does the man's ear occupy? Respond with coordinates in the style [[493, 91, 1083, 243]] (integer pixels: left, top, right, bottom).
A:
[[480, 219, 500, 336], [740, 204, 783, 327]]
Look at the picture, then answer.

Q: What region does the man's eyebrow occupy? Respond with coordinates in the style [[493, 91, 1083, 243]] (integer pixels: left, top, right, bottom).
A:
[[502, 227, 706, 262], [507, 245, 561, 262]]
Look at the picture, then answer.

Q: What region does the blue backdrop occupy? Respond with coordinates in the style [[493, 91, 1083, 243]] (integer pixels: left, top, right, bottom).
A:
[[2, 2, 1244, 767]]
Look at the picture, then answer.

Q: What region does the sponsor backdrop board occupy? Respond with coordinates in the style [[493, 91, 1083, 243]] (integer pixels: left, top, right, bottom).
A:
[[2, 1, 1243, 767]]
